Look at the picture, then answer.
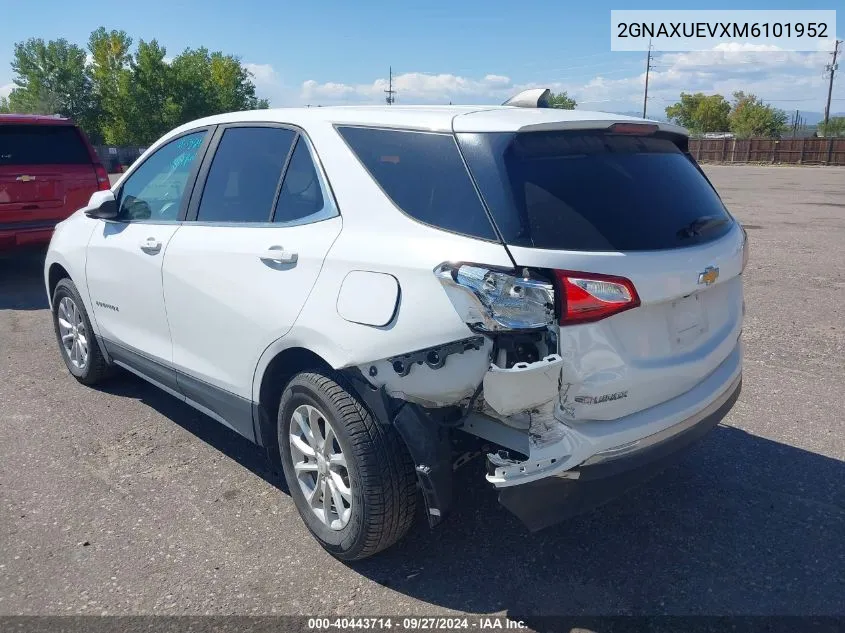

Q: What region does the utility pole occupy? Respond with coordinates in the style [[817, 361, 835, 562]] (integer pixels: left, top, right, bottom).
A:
[[642, 39, 652, 119], [823, 39, 842, 129], [385, 66, 396, 105]]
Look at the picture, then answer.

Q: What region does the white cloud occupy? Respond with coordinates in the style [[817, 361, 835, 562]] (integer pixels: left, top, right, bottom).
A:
[[300, 72, 518, 104], [0, 83, 13, 99], [565, 47, 842, 114], [245, 63, 278, 85], [247, 45, 844, 115], [244, 62, 293, 106]]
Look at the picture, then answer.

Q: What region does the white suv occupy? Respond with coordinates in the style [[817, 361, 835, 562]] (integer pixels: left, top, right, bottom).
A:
[[45, 92, 746, 560]]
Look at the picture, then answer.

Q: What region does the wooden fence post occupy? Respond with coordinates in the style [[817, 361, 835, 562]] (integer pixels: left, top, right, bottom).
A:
[[772, 141, 778, 164], [746, 139, 752, 162], [730, 139, 736, 162], [826, 137, 835, 165], [799, 138, 805, 165]]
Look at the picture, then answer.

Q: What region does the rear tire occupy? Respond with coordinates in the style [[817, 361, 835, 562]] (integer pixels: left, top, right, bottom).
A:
[[51, 278, 111, 385], [278, 370, 417, 560]]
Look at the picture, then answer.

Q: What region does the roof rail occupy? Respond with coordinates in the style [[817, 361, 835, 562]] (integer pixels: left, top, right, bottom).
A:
[[502, 88, 551, 108]]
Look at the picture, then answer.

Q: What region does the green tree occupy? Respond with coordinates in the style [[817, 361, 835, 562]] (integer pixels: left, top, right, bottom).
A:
[[665, 92, 730, 134], [818, 116, 845, 137], [0, 95, 10, 112], [169, 47, 268, 126], [7, 38, 95, 129], [121, 39, 180, 144], [5, 32, 268, 144], [728, 91, 787, 138], [87, 27, 133, 143], [209, 52, 264, 112], [547, 91, 576, 109]]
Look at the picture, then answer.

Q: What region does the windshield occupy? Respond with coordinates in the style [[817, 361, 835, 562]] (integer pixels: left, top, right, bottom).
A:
[[456, 130, 734, 251]]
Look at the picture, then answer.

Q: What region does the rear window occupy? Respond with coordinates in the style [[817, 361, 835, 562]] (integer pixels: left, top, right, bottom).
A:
[[0, 124, 91, 166], [337, 126, 497, 241], [456, 131, 734, 251]]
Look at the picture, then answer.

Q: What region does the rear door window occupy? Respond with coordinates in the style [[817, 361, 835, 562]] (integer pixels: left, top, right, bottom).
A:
[[273, 137, 336, 225], [195, 126, 296, 223], [457, 131, 733, 251], [0, 125, 91, 165], [337, 126, 497, 241]]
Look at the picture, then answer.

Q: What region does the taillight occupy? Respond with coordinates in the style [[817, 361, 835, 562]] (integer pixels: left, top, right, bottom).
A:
[[434, 263, 555, 331], [93, 163, 110, 191], [554, 270, 640, 325]]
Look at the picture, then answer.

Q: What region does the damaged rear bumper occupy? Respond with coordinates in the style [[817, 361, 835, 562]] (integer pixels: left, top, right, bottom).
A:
[[498, 373, 741, 531]]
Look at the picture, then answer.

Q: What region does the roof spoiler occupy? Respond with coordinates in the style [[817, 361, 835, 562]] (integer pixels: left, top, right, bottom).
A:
[[502, 88, 551, 108]]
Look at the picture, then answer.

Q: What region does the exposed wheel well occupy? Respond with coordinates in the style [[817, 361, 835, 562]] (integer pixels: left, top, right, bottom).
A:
[[48, 263, 71, 303], [256, 347, 333, 457]]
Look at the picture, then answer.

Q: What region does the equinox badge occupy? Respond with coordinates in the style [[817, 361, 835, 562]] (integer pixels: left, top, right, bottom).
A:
[[698, 266, 719, 286]]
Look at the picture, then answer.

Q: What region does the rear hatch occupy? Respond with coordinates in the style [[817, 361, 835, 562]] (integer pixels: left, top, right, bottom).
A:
[[0, 123, 99, 228], [455, 119, 745, 421]]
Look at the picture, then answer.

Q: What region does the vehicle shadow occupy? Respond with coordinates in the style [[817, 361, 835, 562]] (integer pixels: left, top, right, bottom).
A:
[[0, 247, 49, 310], [350, 427, 845, 618], [96, 372, 289, 494], [93, 369, 845, 617]]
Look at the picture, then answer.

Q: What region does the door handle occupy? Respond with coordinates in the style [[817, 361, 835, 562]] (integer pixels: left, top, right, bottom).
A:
[[259, 246, 298, 264], [139, 237, 162, 254]]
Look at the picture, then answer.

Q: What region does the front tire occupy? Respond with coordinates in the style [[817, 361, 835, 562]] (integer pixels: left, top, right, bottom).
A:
[[278, 371, 417, 560], [51, 278, 111, 385]]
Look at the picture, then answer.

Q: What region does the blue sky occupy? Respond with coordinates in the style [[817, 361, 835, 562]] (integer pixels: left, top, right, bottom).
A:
[[2, 0, 843, 116]]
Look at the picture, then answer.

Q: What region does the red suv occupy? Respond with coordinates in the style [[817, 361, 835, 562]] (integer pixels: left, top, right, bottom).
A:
[[0, 114, 110, 249]]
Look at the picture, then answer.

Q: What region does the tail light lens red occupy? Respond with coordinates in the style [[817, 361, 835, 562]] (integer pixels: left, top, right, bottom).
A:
[[553, 270, 640, 325], [93, 163, 110, 191]]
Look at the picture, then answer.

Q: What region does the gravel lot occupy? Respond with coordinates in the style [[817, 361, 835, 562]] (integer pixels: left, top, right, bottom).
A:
[[1, 165, 843, 618]]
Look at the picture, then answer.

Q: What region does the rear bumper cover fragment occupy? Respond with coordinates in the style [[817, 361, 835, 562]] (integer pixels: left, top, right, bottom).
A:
[[482, 354, 563, 416]]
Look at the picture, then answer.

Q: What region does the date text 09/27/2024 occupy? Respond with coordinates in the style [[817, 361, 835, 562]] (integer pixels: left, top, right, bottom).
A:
[[306, 617, 527, 631]]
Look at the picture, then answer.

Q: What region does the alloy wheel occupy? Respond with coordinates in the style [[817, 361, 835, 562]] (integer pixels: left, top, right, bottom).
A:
[[57, 297, 89, 371], [289, 404, 353, 530]]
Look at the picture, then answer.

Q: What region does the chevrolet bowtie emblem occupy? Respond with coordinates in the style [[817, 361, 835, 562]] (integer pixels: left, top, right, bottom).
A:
[[698, 266, 719, 286], [16, 175, 36, 182]]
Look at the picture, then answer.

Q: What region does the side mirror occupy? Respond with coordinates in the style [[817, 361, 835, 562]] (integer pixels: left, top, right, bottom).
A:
[[84, 190, 119, 220]]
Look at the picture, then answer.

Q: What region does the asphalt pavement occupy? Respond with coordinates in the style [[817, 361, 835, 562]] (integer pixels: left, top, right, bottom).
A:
[[1, 165, 843, 617]]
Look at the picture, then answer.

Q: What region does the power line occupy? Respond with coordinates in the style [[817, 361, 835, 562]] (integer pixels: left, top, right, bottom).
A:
[[642, 39, 652, 118], [823, 39, 842, 127], [385, 66, 396, 105]]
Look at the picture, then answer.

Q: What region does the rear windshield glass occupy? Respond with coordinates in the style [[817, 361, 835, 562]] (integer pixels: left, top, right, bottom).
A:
[[456, 131, 733, 251], [337, 126, 497, 241], [0, 125, 91, 166]]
